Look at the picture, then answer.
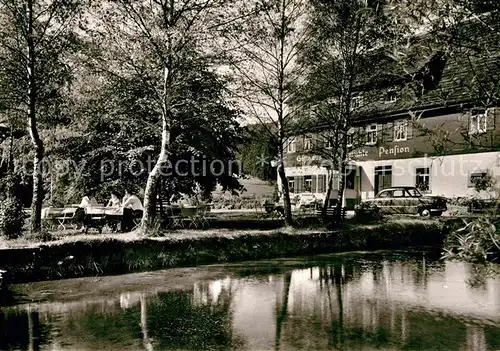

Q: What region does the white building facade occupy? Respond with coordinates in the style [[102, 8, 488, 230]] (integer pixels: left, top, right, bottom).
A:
[[279, 106, 500, 209]]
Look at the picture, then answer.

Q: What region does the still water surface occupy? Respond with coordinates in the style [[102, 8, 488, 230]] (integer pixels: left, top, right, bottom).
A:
[[1, 250, 500, 350]]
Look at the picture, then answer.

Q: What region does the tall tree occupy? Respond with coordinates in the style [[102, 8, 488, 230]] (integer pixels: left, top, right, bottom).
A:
[[89, 0, 239, 230], [224, 0, 309, 226], [53, 61, 242, 207], [298, 0, 394, 218], [0, 0, 86, 232]]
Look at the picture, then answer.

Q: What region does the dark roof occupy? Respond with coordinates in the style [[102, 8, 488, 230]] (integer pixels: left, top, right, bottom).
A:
[[353, 14, 500, 121]]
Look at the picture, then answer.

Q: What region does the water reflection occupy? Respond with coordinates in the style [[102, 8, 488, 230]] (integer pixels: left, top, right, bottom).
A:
[[1, 252, 499, 350]]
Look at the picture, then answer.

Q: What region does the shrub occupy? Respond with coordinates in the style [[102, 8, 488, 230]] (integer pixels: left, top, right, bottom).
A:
[[354, 201, 383, 222], [442, 217, 500, 262], [0, 197, 25, 239], [25, 228, 54, 242]]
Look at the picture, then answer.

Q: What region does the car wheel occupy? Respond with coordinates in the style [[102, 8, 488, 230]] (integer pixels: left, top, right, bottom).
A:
[[419, 208, 430, 217]]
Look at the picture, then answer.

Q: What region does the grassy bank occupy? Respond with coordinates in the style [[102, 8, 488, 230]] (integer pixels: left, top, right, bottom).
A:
[[0, 218, 447, 284]]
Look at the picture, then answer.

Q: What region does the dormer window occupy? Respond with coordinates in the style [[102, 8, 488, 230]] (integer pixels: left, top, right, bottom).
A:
[[347, 128, 355, 147], [285, 138, 296, 153], [469, 111, 487, 135], [394, 120, 408, 141], [385, 89, 398, 103], [303, 136, 311, 151], [366, 124, 378, 145], [351, 95, 363, 110]]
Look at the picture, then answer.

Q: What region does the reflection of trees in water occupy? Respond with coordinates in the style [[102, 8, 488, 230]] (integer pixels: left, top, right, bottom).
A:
[[271, 260, 498, 351], [147, 290, 241, 350], [0, 309, 52, 351], [0, 284, 241, 350], [466, 263, 500, 289], [275, 271, 291, 349]]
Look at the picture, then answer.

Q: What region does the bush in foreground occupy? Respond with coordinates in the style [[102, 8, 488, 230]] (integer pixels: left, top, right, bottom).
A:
[[0, 197, 25, 240], [442, 217, 500, 262]]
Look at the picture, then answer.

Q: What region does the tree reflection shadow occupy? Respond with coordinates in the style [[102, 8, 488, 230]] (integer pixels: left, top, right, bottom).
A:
[[466, 263, 500, 288], [147, 290, 241, 350]]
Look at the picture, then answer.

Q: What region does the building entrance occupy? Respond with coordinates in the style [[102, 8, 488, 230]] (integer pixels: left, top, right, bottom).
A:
[[374, 165, 392, 195]]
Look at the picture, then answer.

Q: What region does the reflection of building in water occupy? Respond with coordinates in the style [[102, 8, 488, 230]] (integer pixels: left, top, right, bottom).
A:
[[1, 260, 498, 351], [227, 260, 499, 350], [193, 276, 232, 306], [120, 292, 142, 309]]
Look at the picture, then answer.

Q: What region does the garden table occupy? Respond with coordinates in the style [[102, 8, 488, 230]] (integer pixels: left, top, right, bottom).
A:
[[83, 206, 123, 233]]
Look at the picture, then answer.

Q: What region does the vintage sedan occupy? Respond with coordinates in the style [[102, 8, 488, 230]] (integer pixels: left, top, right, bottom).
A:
[[359, 186, 447, 217]]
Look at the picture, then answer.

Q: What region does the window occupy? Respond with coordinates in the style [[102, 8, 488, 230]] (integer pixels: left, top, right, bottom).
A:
[[304, 176, 312, 192], [393, 189, 405, 197], [303, 136, 311, 151], [285, 138, 296, 153], [469, 112, 487, 135], [375, 165, 392, 194], [347, 129, 354, 147], [468, 172, 489, 188], [317, 175, 326, 193], [406, 188, 422, 197], [366, 124, 378, 145], [394, 120, 408, 141], [325, 137, 333, 149], [377, 190, 392, 198], [288, 178, 295, 193], [345, 168, 356, 190], [351, 95, 363, 110], [385, 89, 398, 104], [416, 168, 430, 193]]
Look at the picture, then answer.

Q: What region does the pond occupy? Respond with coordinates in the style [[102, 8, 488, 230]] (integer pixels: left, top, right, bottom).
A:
[[1, 250, 499, 350]]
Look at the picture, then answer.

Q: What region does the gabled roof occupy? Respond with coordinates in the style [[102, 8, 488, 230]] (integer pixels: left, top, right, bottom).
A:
[[352, 14, 500, 121]]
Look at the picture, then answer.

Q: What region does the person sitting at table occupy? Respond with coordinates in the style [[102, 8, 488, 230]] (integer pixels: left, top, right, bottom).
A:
[[77, 195, 97, 231], [122, 190, 144, 211], [106, 193, 121, 207], [121, 190, 144, 232], [79, 196, 93, 208]]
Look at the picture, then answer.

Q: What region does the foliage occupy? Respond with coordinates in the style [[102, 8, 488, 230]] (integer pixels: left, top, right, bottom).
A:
[[223, 0, 311, 226], [0, 0, 89, 232], [297, 0, 405, 219], [442, 217, 500, 262], [0, 173, 25, 239], [238, 124, 277, 182], [50, 56, 243, 204], [354, 201, 383, 222], [443, 170, 500, 262], [0, 197, 24, 239]]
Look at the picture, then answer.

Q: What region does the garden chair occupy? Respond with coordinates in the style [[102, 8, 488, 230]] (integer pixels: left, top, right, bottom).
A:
[[196, 203, 211, 228], [131, 210, 143, 231], [180, 206, 199, 228], [53, 208, 77, 231], [163, 205, 183, 229]]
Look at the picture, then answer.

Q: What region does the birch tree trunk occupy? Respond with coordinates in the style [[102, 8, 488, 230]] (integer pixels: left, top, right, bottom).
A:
[[26, 0, 44, 233], [335, 150, 347, 222], [141, 67, 170, 231], [277, 160, 293, 226], [277, 143, 293, 226], [322, 168, 334, 217]]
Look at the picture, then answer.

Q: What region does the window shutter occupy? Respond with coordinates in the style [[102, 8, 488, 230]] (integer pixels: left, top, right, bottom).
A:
[[312, 176, 317, 193], [295, 136, 303, 152], [296, 176, 304, 193], [317, 175, 326, 193], [332, 174, 339, 190], [385, 122, 393, 142], [486, 108, 496, 131], [407, 120, 413, 139], [356, 126, 366, 146], [376, 124, 382, 143]]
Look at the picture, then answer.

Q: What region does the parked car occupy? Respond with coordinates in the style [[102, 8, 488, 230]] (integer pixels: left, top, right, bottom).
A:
[[357, 186, 447, 217]]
